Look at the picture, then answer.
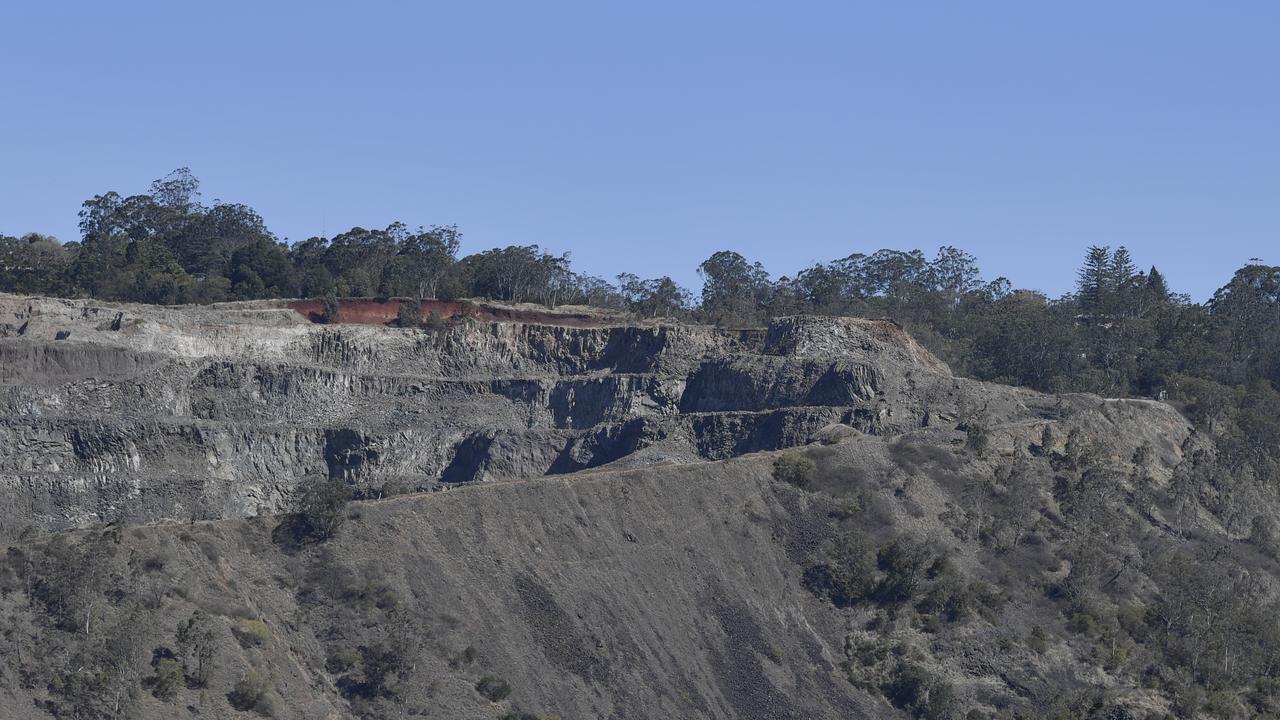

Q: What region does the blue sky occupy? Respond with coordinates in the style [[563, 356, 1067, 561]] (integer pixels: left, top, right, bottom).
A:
[[2, 2, 1277, 300]]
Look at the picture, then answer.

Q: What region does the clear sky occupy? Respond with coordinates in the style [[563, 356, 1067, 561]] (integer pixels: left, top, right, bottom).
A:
[[2, 2, 1277, 300]]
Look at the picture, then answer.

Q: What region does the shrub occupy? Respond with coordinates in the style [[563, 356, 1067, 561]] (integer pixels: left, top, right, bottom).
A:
[[348, 643, 403, 698], [397, 300, 421, 328], [964, 420, 991, 454], [425, 309, 447, 331], [1250, 514, 1280, 558], [1027, 625, 1048, 654], [883, 662, 958, 719], [873, 539, 936, 605], [288, 476, 353, 543], [1039, 424, 1057, 454], [1065, 427, 1094, 469], [336, 648, 397, 699], [233, 618, 271, 647], [228, 670, 273, 713], [1066, 604, 1105, 637], [322, 291, 340, 324], [150, 654, 183, 702], [1115, 604, 1150, 643], [326, 646, 362, 674], [176, 610, 217, 687], [773, 453, 817, 489], [476, 674, 512, 702], [888, 439, 961, 474], [803, 531, 875, 607]]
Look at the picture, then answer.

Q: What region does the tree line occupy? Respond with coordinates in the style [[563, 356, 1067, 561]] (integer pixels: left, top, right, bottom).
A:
[[3, 170, 1279, 474]]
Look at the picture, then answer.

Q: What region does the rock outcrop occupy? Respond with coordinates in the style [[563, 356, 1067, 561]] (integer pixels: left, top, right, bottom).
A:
[[0, 294, 1192, 538], [0, 293, 1215, 720]]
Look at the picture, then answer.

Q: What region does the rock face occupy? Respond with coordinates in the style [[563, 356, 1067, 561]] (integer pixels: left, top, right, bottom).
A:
[[0, 294, 1191, 539], [0, 294, 1209, 720]]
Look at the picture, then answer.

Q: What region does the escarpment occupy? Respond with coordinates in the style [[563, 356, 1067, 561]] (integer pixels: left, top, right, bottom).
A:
[[0, 292, 1224, 720], [0, 294, 1192, 538]]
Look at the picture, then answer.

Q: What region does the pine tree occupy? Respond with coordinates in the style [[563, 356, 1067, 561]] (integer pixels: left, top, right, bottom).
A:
[[1109, 246, 1137, 285], [1146, 265, 1169, 301], [1076, 245, 1111, 315], [1109, 246, 1138, 317]]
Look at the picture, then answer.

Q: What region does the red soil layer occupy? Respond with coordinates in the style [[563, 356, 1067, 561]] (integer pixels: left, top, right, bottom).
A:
[[286, 298, 622, 328]]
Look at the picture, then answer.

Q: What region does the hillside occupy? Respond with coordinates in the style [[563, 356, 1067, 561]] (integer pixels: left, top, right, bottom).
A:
[[1, 294, 1275, 720]]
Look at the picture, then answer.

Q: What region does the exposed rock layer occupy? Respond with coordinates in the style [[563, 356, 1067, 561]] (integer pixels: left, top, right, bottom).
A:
[[0, 294, 1190, 539]]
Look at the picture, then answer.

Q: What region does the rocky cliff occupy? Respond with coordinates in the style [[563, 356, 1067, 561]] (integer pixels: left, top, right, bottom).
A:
[[0, 293, 1216, 720], [1, 293, 1178, 539]]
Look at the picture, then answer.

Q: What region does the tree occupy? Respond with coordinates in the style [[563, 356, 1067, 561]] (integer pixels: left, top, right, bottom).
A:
[[697, 250, 771, 325], [322, 290, 341, 324], [928, 245, 982, 298], [0, 233, 70, 294], [389, 224, 460, 299], [29, 533, 115, 633], [1076, 245, 1112, 316], [149, 167, 201, 213], [175, 611, 217, 687], [1210, 263, 1280, 369], [149, 652, 183, 702], [325, 226, 399, 296], [617, 273, 691, 318], [228, 237, 295, 300], [1108, 246, 1137, 289], [1109, 246, 1139, 317], [292, 476, 352, 542], [1146, 265, 1170, 302], [397, 299, 422, 328], [461, 245, 571, 304], [123, 238, 193, 304]]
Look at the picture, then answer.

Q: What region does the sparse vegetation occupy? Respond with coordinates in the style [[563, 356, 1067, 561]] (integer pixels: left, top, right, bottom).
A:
[[476, 674, 512, 702]]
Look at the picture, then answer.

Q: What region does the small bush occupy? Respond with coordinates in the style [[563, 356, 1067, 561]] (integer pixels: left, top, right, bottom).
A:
[[773, 453, 817, 489], [282, 476, 353, 545], [1027, 625, 1048, 654], [233, 618, 271, 647], [1039, 424, 1057, 454], [150, 655, 183, 702], [476, 674, 512, 702], [873, 539, 936, 605], [397, 300, 421, 328], [1250, 514, 1280, 558], [883, 662, 958, 719], [322, 291, 341, 324], [803, 531, 876, 607], [228, 670, 273, 713], [1115, 604, 1150, 643], [425, 309, 447, 331], [964, 420, 991, 454], [326, 646, 362, 674], [176, 611, 217, 687], [336, 643, 403, 699]]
